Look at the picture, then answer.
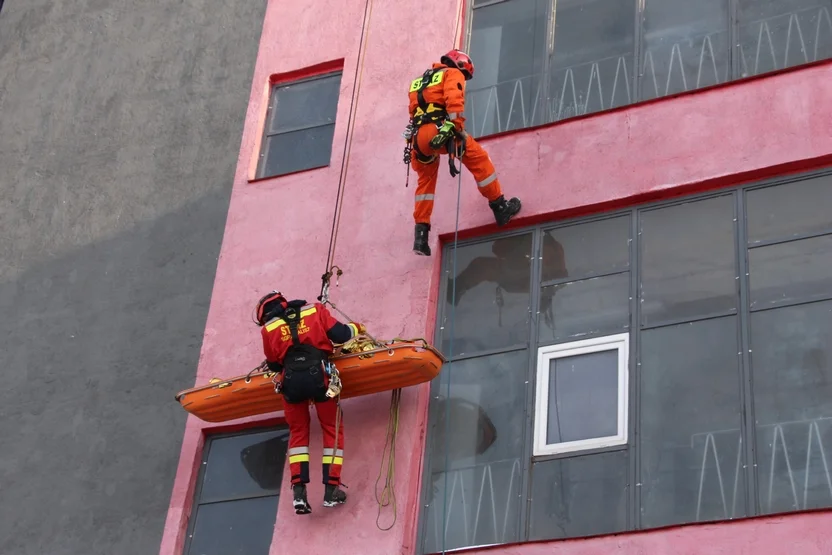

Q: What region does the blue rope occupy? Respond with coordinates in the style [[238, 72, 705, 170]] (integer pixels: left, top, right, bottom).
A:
[[439, 167, 463, 554]]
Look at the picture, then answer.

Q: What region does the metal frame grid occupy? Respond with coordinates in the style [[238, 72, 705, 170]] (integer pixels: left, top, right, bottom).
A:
[[417, 166, 832, 553], [182, 425, 289, 555], [255, 71, 342, 179], [459, 0, 832, 137]]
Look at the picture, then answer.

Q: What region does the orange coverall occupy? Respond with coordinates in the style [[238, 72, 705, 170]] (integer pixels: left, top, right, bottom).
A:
[[408, 63, 504, 225]]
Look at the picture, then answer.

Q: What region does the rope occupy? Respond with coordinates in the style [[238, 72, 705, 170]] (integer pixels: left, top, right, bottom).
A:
[[439, 168, 464, 554], [314, 0, 372, 506], [319, 0, 374, 300], [375, 387, 402, 530], [439, 4, 466, 551]]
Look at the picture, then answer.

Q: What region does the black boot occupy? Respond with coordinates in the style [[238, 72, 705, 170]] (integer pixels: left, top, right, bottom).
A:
[[489, 195, 522, 227], [292, 484, 312, 515], [413, 223, 431, 256], [323, 484, 347, 507]]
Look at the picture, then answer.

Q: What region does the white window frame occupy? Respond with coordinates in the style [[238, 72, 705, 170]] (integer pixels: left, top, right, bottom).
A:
[[534, 333, 629, 457]]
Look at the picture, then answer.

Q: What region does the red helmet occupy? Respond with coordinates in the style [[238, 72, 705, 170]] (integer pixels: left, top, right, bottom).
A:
[[441, 49, 474, 80], [253, 290, 286, 326]]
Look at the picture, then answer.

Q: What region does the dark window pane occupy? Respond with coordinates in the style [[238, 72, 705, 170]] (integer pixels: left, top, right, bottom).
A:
[[539, 273, 630, 343], [547, 351, 619, 445], [442, 234, 532, 356], [738, 0, 832, 77], [259, 124, 335, 178], [269, 74, 341, 133], [424, 350, 528, 552], [751, 301, 832, 514], [640, 317, 746, 528], [641, 0, 730, 99], [542, 215, 630, 282], [423, 459, 523, 552], [187, 496, 278, 555], [549, 0, 636, 121], [529, 451, 628, 540], [429, 350, 528, 471], [746, 176, 832, 244], [466, 0, 549, 135], [749, 235, 832, 310], [640, 196, 737, 326], [200, 429, 289, 503]]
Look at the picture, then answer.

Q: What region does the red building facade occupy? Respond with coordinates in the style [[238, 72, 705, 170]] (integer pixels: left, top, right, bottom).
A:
[[161, 0, 832, 554]]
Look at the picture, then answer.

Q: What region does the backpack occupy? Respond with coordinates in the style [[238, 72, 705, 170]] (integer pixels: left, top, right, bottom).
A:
[[279, 306, 329, 404]]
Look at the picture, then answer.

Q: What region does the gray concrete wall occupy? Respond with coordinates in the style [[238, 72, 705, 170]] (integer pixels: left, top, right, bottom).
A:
[[0, 2, 267, 553]]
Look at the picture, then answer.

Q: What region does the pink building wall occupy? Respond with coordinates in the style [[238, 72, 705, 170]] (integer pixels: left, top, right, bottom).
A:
[[159, 0, 832, 553]]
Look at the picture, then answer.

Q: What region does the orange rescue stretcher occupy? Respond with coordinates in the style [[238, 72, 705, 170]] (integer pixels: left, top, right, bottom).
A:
[[175, 336, 445, 423]]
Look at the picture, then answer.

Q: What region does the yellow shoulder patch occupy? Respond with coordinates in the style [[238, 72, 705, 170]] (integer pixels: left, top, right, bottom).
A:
[[409, 70, 445, 92]]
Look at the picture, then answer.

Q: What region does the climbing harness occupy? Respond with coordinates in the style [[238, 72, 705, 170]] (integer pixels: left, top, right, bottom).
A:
[[324, 361, 342, 398], [402, 66, 466, 187]]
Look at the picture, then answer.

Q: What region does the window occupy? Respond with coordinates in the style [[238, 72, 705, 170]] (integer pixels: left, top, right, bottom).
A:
[[420, 169, 832, 553], [256, 71, 342, 179], [184, 427, 289, 555], [464, 0, 832, 137], [534, 334, 629, 456]]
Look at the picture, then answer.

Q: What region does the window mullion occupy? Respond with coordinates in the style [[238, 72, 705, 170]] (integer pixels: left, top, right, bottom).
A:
[[519, 226, 544, 541], [736, 189, 760, 516], [729, 0, 740, 81], [633, 0, 644, 103], [627, 207, 640, 532], [540, 0, 557, 125]]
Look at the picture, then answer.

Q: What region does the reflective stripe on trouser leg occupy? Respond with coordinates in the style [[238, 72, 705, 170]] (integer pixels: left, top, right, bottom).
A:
[[284, 401, 312, 485], [412, 155, 439, 225], [315, 399, 345, 486], [460, 135, 503, 202], [288, 447, 310, 485], [322, 448, 344, 486]]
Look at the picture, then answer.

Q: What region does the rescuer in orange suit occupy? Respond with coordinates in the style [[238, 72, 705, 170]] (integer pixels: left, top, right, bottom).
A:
[[406, 49, 522, 256], [254, 291, 366, 515]]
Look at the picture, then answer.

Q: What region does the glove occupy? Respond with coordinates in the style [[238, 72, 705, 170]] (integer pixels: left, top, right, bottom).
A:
[[353, 322, 367, 335], [429, 120, 456, 150], [454, 133, 467, 158]]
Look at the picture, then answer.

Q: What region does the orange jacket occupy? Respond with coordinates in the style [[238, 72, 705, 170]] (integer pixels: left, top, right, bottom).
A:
[[408, 63, 467, 131]]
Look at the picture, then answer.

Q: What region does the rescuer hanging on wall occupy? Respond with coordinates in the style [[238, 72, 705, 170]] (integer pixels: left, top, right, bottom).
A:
[[254, 291, 367, 514], [404, 49, 522, 256]]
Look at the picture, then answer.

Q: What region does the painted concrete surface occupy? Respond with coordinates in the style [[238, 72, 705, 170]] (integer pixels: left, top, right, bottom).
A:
[[161, 0, 832, 553], [453, 510, 832, 555], [0, 1, 266, 554]]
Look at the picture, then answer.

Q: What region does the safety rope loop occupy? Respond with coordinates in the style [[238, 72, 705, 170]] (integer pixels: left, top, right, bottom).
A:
[[375, 388, 401, 531]]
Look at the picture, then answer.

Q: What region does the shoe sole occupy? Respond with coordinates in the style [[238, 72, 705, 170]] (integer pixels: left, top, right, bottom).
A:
[[322, 500, 346, 507], [293, 502, 312, 515], [413, 249, 430, 256]]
